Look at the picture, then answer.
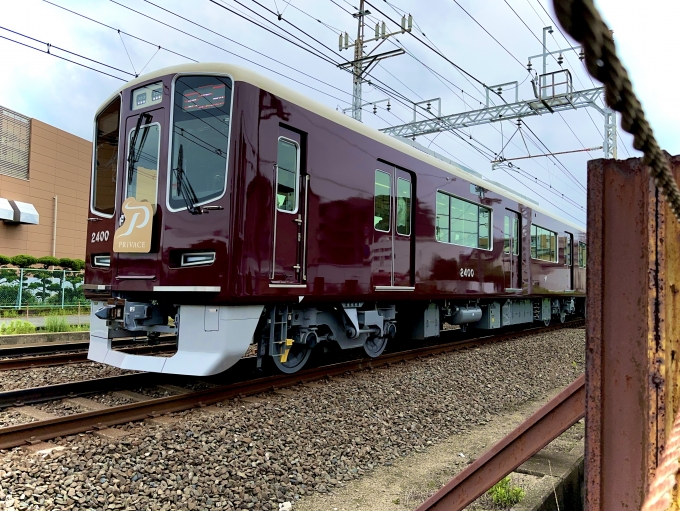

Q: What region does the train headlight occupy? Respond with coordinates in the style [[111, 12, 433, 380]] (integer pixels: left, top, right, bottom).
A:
[[181, 252, 216, 267], [92, 255, 111, 267]]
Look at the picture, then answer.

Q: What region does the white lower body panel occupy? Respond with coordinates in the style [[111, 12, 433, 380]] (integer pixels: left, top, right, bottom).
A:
[[88, 302, 264, 376]]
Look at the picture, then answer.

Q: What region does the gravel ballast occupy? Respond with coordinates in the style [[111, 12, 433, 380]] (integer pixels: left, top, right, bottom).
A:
[[0, 363, 132, 392], [0, 328, 585, 510]]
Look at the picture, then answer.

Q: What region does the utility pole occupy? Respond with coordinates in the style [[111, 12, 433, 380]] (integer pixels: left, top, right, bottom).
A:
[[338, 1, 411, 122]]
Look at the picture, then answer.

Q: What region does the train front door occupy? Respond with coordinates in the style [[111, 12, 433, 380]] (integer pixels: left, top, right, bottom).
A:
[[503, 211, 521, 291], [270, 127, 308, 285], [372, 165, 414, 289], [114, 108, 164, 279]]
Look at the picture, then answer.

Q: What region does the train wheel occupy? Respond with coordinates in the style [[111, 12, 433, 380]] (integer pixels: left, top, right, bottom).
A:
[[543, 318, 551, 327], [272, 343, 312, 374], [364, 335, 388, 358]]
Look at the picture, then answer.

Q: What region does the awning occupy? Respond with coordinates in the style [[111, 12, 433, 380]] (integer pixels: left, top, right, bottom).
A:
[[8, 200, 39, 224], [0, 198, 13, 221]]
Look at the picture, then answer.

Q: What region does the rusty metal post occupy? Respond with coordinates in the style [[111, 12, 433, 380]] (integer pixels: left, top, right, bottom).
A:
[[586, 155, 680, 509]]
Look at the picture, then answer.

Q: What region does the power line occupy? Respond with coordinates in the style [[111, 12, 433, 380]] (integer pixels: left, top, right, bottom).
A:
[[0, 27, 127, 81], [43, 0, 198, 63], [107, 0, 353, 104]]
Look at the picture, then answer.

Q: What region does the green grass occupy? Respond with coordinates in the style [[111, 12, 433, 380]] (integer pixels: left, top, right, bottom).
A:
[[0, 320, 36, 335], [0, 309, 19, 318], [42, 317, 89, 333], [487, 477, 525, 508]]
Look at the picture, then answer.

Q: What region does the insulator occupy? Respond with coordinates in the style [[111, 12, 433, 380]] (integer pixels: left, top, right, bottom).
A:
[[426, 102, 431, 110], [339, 33, 343, 51], [381, 22, 386, 38], [497, 87, 502, 95], [557, 53, 564, 66], [387, 100, 391, 112], [579, 49, 585, 61], [375, 23, 380, 39], [408, 14, 413, 32], [373, 105, 377, 114], [344, 32, 349, 49], [527, 61, 532, 71], [401, 15, 406, 32]]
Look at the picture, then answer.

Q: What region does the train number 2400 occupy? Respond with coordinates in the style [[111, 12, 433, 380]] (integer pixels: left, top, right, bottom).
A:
[[91, 230, 110, 243], [460, 268, 475, 278]]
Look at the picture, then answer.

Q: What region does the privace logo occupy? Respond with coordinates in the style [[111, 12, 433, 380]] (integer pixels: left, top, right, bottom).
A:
[[113, 197, 153, 253]]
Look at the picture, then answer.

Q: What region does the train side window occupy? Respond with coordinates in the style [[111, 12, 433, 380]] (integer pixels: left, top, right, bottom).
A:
[[578, 241, 587, 268], [92, 96, 120, 217], [435, 191, 491, 250], [374, 170, 391, 232], [530, 224, 557, 262], [565, 235, 572, 266], [396, 178, 411, 236], [276, 137, 299, 213]]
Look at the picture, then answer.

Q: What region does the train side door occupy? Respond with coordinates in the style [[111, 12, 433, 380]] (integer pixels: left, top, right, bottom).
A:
[[270, 127, 307, 285], [503, 210, 521, 291], [372, 165, 414, 289], [565, 232, 574, 290]]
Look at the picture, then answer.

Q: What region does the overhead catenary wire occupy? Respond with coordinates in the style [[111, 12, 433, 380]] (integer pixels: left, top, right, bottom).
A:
[[0, 26, 128, 81], [13, 0, 585, 216]]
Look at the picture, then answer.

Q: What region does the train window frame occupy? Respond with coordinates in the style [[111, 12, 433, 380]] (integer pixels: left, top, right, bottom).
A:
[[275, 136, 300, 214], [374, 170, 391, 233], [530, 224, 558, 263], [90, 95, 121, 218], [396, 177, 411, 236], [165, 72, 234, 213], [578, 241, 587, 268], [434, 190, 492, 251], [124, 121, 162, 211]]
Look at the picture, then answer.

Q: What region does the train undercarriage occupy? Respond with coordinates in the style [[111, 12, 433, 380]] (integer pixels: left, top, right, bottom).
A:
[[88, 296, 584, 376]]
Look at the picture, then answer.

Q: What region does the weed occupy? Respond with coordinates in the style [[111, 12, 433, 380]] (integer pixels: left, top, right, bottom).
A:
[[0, 320, 36, 335], [0, 309, 18, 318], [392, 498, 400, 505], [487, 477, 525, 508], [427, 480, 439, 489], [44, 316, 70, 332]]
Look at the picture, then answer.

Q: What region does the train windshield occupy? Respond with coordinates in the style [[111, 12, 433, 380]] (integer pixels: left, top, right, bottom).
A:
[[168, 75, 232, 210], [92, 97, 120, 216]]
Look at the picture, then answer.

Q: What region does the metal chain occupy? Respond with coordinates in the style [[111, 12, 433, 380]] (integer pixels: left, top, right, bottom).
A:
[[552, 0, 680, 220]]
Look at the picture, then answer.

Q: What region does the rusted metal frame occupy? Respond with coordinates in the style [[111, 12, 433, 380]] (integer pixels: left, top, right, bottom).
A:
[[414, 374, 585, 511], [0, 321, 581, 450], [585, 157, 680, 510]]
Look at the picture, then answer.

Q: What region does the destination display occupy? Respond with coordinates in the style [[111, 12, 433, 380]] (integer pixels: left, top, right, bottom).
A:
[[182, 84, 226, 111]]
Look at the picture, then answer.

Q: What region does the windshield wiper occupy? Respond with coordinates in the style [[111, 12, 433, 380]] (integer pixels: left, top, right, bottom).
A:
[[127, 112, 152, 185], [173, 144, 203, 215]]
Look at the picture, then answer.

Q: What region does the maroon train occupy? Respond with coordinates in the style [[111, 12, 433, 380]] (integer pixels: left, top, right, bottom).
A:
[[85, 63, 586, 375]]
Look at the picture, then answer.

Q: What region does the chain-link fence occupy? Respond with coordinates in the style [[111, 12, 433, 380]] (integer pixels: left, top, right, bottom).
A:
[[0, 268, 86, 311]]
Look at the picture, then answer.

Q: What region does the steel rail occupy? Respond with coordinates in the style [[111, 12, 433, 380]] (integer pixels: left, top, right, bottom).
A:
[[415, 373, 585, 511], [0, 342, 177, 371], [0, 320, 582, 450]]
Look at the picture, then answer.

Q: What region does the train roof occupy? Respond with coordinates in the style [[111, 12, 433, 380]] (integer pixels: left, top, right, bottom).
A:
[[96, 62, 586, 232]]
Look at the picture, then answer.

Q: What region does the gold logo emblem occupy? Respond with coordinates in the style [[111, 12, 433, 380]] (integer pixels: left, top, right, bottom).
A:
[[113, 197, 153, 253]]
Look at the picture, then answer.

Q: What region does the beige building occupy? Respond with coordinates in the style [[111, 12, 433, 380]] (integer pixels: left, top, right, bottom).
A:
[[0, 105, 91, 260]]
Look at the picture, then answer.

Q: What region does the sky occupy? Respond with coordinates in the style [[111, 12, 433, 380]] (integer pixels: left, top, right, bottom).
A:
[[1, 0, 678, 227]]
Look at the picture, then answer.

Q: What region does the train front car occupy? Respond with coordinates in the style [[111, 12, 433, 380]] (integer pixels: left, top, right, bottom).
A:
[[85, 65, 262, 375], [85, 62, 586, 378]]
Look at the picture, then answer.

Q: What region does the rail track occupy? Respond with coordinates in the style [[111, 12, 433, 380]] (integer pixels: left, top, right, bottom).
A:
[[0, 339, 177, 371], [0, 320, 583, 450]]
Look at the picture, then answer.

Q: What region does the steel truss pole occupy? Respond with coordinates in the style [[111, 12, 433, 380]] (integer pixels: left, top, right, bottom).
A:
[[380, 87, 606, 137]]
